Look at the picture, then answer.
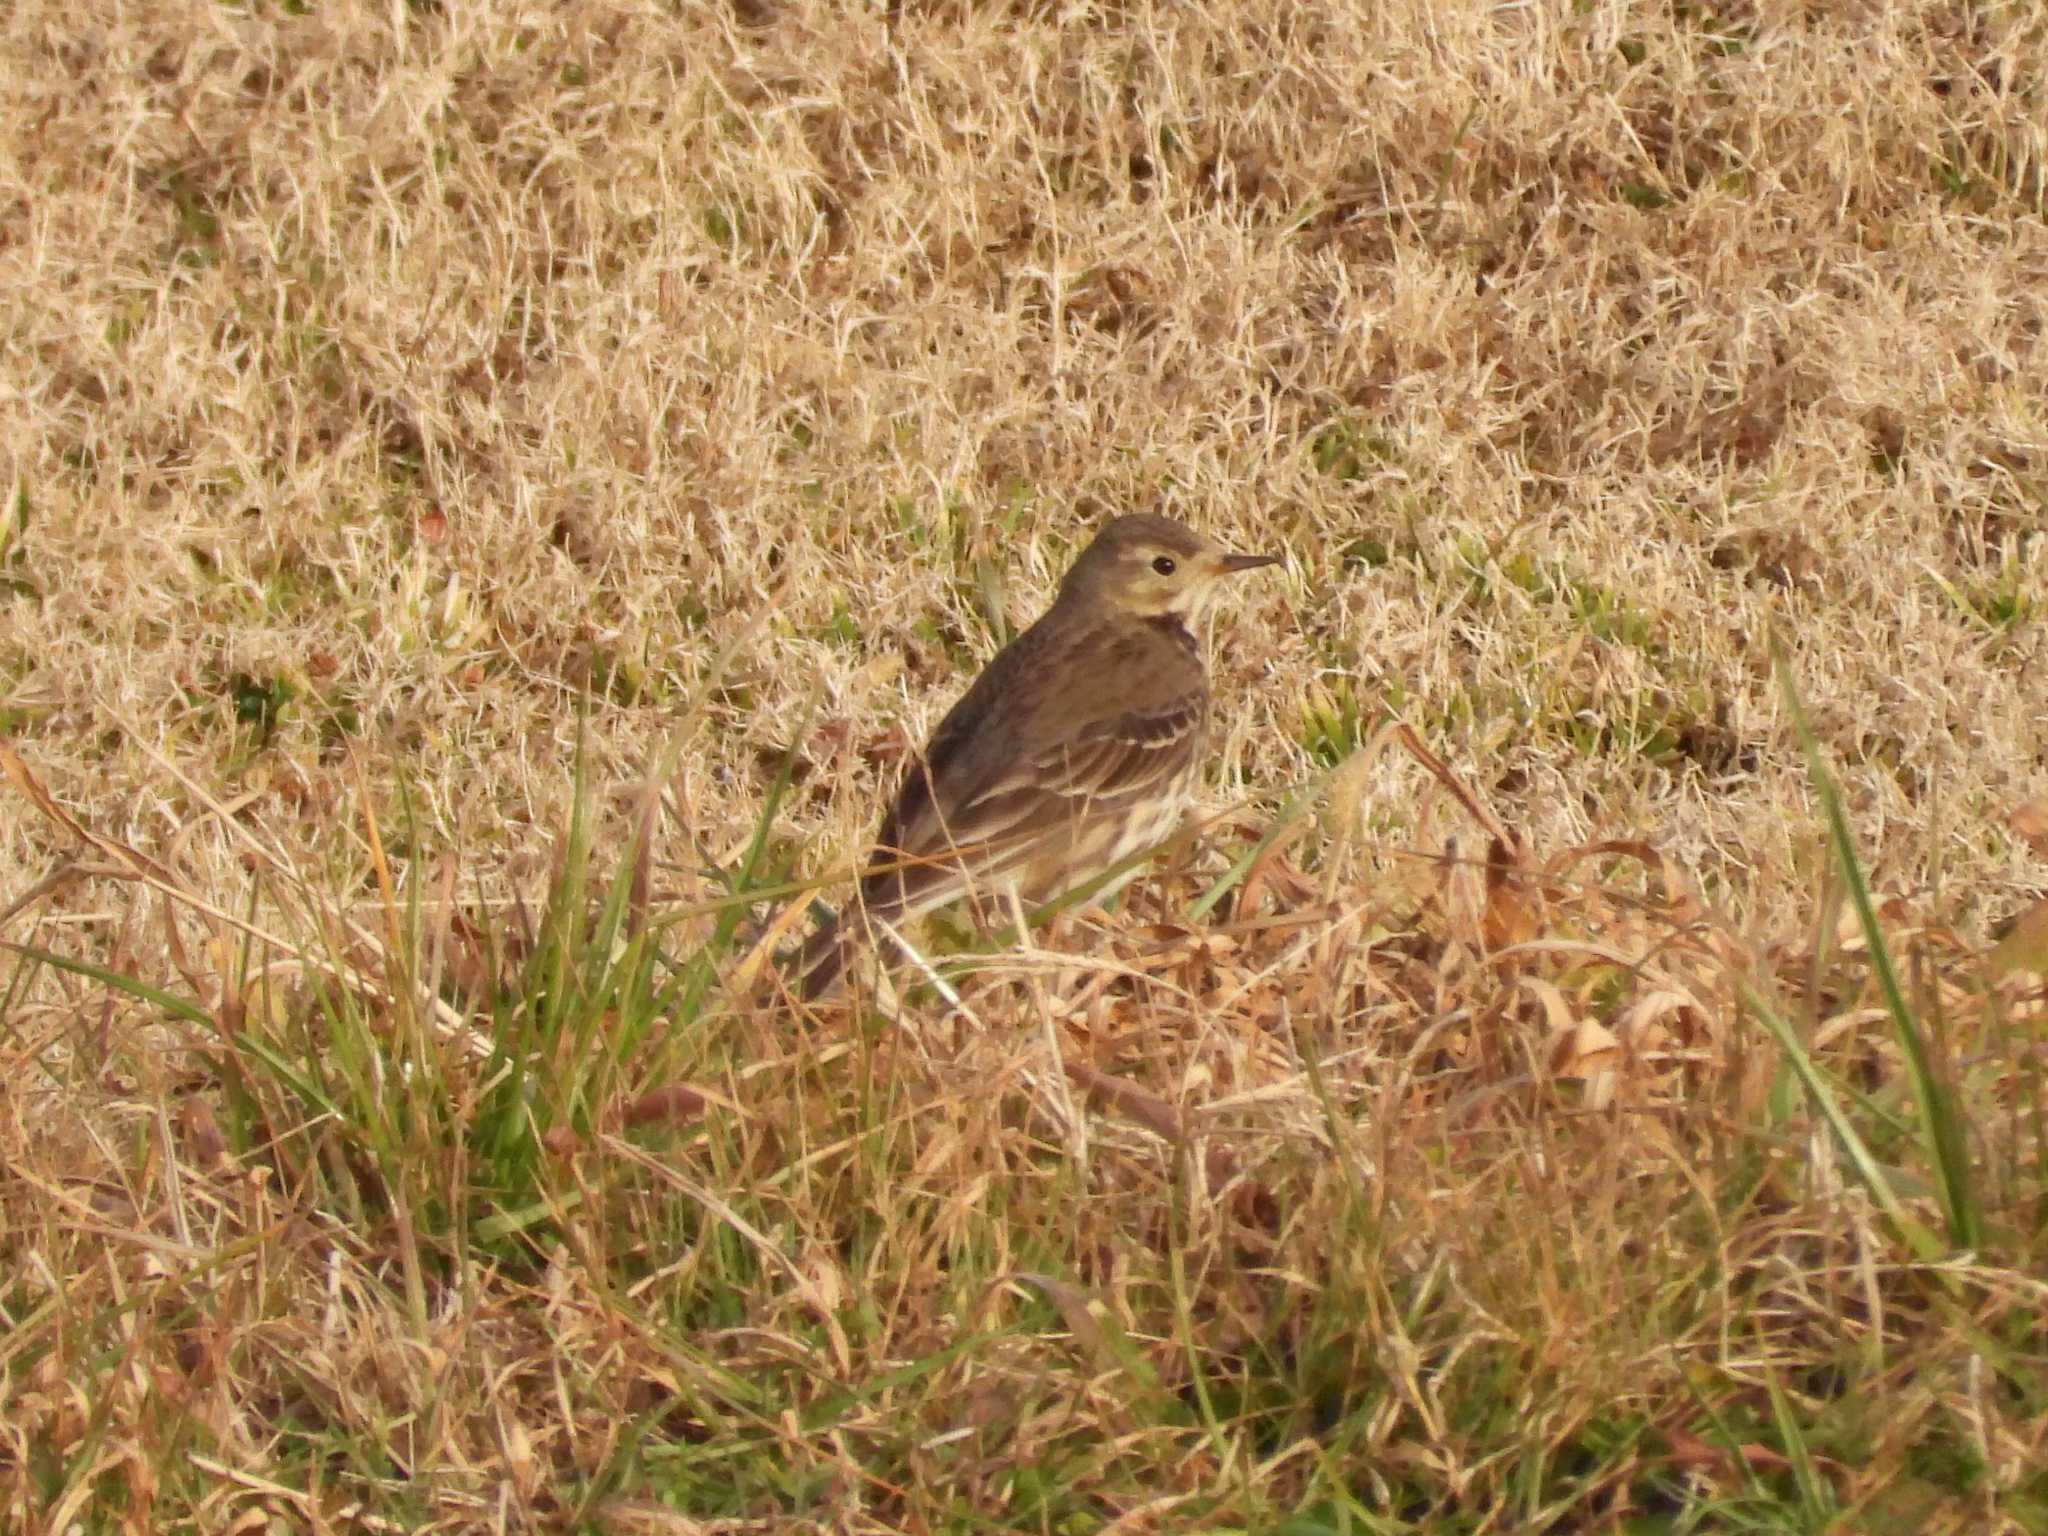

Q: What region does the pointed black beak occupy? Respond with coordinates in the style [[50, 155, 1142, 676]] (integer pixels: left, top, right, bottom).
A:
[[1218, 552, 1282, 575]]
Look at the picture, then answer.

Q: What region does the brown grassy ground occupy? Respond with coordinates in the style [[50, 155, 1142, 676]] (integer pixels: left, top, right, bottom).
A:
[[3, 0, 2046, 1530]]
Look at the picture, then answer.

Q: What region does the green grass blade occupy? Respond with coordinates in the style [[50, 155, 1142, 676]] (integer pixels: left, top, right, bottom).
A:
[[1771, 633, 1979, 1247], [3, 941, 211, 1026], [1737, 978, 1945, 1262]]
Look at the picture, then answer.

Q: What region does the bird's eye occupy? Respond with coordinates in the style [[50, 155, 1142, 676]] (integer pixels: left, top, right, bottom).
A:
[[1151, 555, 1177, 576]]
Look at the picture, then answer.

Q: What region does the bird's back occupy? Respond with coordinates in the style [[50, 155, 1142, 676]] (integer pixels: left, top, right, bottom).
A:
[[861, 598, 1208, 912]]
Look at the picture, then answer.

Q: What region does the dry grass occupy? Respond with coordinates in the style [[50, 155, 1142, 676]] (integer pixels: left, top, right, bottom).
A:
[[3, 0, 2047, 1529]]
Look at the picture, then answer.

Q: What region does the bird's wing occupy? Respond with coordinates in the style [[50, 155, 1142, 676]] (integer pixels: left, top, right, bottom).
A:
[[854, 615, 1207, 915], [860, 686, 1206, 912], [975, 689, 1207, 818]]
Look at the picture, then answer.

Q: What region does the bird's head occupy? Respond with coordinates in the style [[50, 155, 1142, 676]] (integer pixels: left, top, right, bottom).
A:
[[1059, 514, 1280, 621]]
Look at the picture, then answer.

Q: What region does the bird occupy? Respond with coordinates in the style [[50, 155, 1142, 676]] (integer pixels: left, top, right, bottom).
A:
[[793, 514, 1279, 1000]]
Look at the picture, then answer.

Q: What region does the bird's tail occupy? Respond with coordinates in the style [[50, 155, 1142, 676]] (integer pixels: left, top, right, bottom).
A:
[[790, 907, 855, 1001]]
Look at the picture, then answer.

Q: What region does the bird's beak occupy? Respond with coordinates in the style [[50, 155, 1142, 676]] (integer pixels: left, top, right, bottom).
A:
[[1216, 552, 1282, 575]]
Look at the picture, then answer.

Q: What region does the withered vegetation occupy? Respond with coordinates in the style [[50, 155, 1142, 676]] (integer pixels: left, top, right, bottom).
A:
[[2, 0, 2045, 1529]]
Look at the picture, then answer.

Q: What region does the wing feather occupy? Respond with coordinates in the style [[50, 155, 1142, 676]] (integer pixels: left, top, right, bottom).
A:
[[849, 614, 1206, 921], [799, 607, 1221, 998]]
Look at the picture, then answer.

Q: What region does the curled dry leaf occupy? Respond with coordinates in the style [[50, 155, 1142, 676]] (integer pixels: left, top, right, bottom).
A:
[[2011, 798, 2048, 859], [1067, 1060, 1185, 1143], [1992, 898, 2048, 977], [1664, 1428, 1793, 1475], [1233, 836, 1320, 919], [1013, 1272, 1115, 1365], [1548, 1018, 1621, 1080], [504, 1417, 537, 1499], [1226, 1173, 1282, 1235], [1519, 975, 1578, 1036], [178, 1097, 227, 1172], [1483, 836, 1542, 955], [617, 1084, 710, 1129], [1834, 903, 1867, 952], [1153, 926, 1241, 975], [1616, 989, 1708, 1050]]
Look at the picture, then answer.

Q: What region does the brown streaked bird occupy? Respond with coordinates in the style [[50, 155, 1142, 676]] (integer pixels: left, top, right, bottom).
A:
[[794, 514, 1280, 1000]]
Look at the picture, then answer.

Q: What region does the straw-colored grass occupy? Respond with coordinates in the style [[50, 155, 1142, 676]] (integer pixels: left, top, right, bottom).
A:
[[3, 0, 2045, 1529]]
